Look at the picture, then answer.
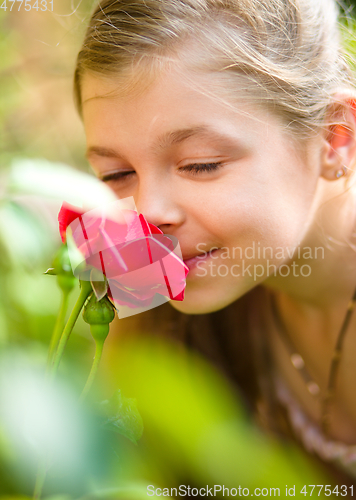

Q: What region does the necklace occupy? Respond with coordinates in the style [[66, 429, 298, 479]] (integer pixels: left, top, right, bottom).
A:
[[269, 286, 356, 436]]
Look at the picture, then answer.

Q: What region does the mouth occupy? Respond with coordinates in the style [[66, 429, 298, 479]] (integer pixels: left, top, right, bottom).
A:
[[183, 248, 220, 270]]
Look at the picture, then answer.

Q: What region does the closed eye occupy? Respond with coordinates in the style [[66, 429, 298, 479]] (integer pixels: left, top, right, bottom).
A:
[[100, 171, 135, 183], [179, 162, 223, 175], [100, 162, 224, 183]]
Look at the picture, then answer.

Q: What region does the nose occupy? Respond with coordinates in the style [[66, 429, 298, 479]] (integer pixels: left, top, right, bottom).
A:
[[134, 175, 184, 233]]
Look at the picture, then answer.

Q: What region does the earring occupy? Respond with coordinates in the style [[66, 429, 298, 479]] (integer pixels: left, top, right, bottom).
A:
[[335, 166, 348, 179]]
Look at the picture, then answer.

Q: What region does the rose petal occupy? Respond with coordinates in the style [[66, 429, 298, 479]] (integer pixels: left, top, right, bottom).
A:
[[58, 202, 84, 243], [63, 200, 189, 314]]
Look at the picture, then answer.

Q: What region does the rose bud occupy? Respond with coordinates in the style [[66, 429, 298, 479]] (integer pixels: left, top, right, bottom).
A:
[[82, 294, 116, 343], [48, 243, 76, 293]]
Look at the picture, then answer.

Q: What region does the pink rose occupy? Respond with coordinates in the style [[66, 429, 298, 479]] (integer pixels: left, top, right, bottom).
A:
[[58, 199, 189, 318]]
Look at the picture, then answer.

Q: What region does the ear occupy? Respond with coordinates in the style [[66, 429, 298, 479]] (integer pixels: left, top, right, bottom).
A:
[[320, 94, 356, 181]]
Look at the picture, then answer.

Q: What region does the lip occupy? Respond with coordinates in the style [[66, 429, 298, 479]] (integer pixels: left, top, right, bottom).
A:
[[183, 248, 220, 270]]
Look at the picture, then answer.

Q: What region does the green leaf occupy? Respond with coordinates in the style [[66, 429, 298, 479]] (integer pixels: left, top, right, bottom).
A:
[[100, 390, 143, 445]]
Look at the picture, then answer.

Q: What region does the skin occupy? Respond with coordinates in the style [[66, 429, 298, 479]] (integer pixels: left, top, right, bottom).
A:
[[81, 63, 356, 442]]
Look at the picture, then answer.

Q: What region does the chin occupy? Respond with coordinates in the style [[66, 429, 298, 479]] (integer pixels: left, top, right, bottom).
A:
[[168, 289, 236, 315], [168, 276, 260, 315]]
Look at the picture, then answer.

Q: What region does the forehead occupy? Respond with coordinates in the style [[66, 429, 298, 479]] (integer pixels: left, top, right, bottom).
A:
[[80, 62, 306, 161], [81, 63, 277, 127], [81, 58, 162, 104]]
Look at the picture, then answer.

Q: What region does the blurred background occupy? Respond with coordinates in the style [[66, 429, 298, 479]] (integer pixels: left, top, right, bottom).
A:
[[0, 0, 93, 168], [1, 1, 356, 498]]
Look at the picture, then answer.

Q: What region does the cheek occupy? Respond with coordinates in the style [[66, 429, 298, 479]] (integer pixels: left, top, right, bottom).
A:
[[199, 166, 313, 252]]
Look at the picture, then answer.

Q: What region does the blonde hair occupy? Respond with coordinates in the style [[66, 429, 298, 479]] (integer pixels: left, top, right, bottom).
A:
[[74, 0, 355, 140]]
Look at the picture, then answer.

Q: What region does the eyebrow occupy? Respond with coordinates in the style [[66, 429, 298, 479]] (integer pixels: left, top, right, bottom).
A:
[[86, 125, 237, 160], [156, 126, 216, 150], [86, 146, 125, 160]]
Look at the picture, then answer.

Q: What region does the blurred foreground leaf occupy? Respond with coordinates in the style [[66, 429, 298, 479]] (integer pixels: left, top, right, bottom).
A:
[[100, 390, 144, 445], [0, 201, 53, 270], [5, 159, 117, 208], [78, 485, 151, 499], [0, 497, 71, 500], [101, 335, 329, 490]]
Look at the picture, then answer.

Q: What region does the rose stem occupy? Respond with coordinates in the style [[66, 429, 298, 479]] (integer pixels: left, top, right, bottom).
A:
[[46, 290, 70, 371], [78, 339, 105, 404], [49, 279, 92, 380], [34, 280, 93, 499]]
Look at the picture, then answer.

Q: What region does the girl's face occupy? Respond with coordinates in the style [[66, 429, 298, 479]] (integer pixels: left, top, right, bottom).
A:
[[81, 65, 322, 314]]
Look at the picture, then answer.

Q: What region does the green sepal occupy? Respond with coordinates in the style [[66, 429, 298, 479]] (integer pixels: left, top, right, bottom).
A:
[[90, 267, 108, 301], [44, 268, 56, 275]]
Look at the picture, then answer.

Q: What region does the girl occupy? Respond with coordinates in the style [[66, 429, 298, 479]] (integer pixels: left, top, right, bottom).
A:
[[74, 0, 356, 485]]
